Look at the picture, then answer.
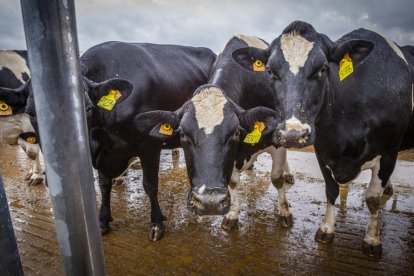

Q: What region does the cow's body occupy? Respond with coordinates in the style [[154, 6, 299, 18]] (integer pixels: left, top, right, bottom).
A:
[[209, 36, 294, 228], [80, 41, 216, 240], [0, 50, 43, 185], [233, 21, 413, 257]]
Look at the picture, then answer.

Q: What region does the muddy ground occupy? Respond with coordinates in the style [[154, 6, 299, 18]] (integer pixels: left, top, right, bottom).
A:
[[1, 145, 413, 275]]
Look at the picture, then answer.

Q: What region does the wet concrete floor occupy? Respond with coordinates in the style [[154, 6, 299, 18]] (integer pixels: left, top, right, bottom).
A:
[[1, 144, 414, 275]]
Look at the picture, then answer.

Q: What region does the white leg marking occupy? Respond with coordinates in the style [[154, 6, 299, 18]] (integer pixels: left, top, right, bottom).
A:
[[267, 147, 291, 218], [364, 156, 383, 246], [224, 170, 240, 222], [319, 202, 335, 234]]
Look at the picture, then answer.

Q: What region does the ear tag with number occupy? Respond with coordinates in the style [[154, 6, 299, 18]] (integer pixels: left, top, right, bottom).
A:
[[0, 101, 12, 116], [243, 121, 265, 144], [252, 59, 266, 72], [339, 53, 353, 81], [159, 123, 173, 136], [97, 89, 122, 111]]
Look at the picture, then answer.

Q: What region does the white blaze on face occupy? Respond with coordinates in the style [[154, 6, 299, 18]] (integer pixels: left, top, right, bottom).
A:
[[285, 115, 311, 133], [236, 34, 268, 50], [0, 51, 31, 83], [382, 36, 408, 65], [192, 87, 228, 135], [280, 32, 314, 75]]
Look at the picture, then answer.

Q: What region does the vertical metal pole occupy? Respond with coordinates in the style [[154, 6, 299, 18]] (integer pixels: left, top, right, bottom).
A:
[[0, 174, 24, 276], [20, 1, 106, 275]]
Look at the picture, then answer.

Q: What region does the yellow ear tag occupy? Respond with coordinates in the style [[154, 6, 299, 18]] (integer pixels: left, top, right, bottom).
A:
[[253, 59, 266, 72], [97, 89, 122, 111], [0, 101, 12, 116], [339, 53, 353, 81], [26, 136, 37, 144], [243, 121, 265, 144], [159, 123, 173, 136]]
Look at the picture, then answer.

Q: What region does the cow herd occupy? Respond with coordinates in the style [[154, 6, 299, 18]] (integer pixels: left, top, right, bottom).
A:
[[1, 21, 413, 258]]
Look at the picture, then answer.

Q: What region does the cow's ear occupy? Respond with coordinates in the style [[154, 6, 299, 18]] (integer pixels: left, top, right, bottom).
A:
[[238, 106, 277, 144], [232, 47, 269, 72], [84, 77, 133, 111], [135, 110, 180, 141], [330, 39, 374, 66]]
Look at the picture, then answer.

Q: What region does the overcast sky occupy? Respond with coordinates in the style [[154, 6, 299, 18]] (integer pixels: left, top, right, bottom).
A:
[[1, 0, 413, 53]]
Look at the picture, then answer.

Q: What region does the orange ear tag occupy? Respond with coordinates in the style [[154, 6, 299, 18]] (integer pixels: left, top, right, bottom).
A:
[[97, 89, 122, 111], [0, 101, 12, 116], [26, 136, 37, 144], [243, 121, 265, 144], [159, 123, 173, 136], [339, 53, 353, 81], [253, 59, 266, 72]]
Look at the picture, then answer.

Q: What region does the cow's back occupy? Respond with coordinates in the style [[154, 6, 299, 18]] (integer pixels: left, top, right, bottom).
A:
[[0, 50, 30, 88]]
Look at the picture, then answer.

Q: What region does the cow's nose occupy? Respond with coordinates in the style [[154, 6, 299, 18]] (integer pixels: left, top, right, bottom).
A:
[[187, 187, 230, 216], [274, 123, 311, 148]]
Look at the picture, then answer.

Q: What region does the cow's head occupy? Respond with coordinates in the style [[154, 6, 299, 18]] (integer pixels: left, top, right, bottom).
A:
[[135, 84, 277, 215], [232, 21, 333, 148], [0, 80, 30, 116]]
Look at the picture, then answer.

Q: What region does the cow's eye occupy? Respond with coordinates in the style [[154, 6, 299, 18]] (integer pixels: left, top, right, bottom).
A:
[[311, 65, 328, 80], [267, 67, 280, 81]]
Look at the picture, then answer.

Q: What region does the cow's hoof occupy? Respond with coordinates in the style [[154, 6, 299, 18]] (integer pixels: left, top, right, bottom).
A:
[[221, 217, 238, 230], [149, 222, 165, 241], [24, 173, 32, 180], [279, 214, 293, 228], [315, 228, 334, 243], [383, 185, 393, 196], [100, 223, 111, 235], [28, 177, 43, 186], [284, 174, 295, 185], [362, 241, 382, 257]]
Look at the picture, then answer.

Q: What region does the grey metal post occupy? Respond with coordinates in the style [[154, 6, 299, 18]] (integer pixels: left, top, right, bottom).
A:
[[0, 174, 24, 276], [20, 1, 106, 275]]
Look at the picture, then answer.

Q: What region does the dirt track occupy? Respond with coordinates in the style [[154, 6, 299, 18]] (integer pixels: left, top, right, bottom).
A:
[[1, 145, 413, 275]]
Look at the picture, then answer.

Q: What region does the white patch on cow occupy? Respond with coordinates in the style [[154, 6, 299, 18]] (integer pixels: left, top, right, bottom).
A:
[[319, 202, 335, 234], [382, 36, 408, 65], [236, 34, 268, 50], [0, 50, 31, 83], [285, 115, 311, 133], [198, 184, 206, 195], [280, 32, 314, 75], [192, 87, 227, 135], [0, 113, 35, 144], [361, 155, 381, 171], [364, 155, 383, 246]]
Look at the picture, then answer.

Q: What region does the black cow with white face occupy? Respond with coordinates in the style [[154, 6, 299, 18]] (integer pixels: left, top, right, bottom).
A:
[[136, 35, 294, 230], [233, 21, 413, 257], [0, 50, 44, 185], [77, 41, 216, 241]]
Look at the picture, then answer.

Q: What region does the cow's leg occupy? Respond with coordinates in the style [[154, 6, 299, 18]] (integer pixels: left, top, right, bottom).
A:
[[221, 170, 240, 230], [315, 155, 339, 243], [269, 147, 293, 227], [383, 179, 393, 196], [140, 148, 165, 241], [98, 172, 113, 235], [28, 151, 44, 186], [172, 148, 180, 169], [282, 148, 295, 185], [362, 155, 395, 257]]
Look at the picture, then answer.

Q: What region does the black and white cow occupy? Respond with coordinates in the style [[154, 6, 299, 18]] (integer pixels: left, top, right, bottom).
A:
[[233, 21, 413, 257], [136, 35, 294, 230], [0, 50, 44, 185], [77, 41, 216, 241]]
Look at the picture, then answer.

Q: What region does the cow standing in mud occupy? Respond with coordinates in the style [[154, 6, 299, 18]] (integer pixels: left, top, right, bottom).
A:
[[75, 42, 217, 241], [233, 21, 413, 257], [0, 50, 44, 185], [136, 35, 295, 231]]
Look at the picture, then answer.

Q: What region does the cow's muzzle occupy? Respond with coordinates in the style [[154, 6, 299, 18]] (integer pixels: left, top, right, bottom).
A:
[[274, 123, 311, 148], [187, 186, 230, 216]]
